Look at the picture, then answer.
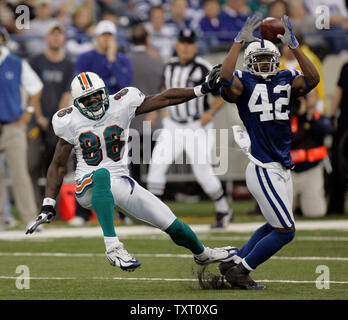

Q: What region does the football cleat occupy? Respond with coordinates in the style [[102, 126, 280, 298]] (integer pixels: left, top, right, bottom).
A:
[[106, 243, 141, 272], [224, 263, 266, 290], [194, 246, 238, 266], [219, 260, 237, 276], [210, 210, 233, 229]]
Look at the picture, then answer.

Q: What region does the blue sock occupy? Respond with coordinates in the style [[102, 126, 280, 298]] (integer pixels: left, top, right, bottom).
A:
[[238, 223, 273, 258], [244, 229, 295, 270]]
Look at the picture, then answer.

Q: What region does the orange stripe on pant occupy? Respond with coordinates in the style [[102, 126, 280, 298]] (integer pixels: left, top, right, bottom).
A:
[[75, 176, 93, 193]]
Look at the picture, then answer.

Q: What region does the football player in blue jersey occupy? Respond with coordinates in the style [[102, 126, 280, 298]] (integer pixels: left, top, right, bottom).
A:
[[214, 15, 320, 289]]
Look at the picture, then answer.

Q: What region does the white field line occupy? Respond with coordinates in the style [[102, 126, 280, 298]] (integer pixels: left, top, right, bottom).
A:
[[1, 252, 348, 261], [123, 235, 348, 241], [0, 275, 347, 285], [1, 220, 348, 240]]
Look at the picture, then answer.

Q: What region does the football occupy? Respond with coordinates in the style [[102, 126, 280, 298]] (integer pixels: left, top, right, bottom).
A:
[[260, 17, 285, 44]]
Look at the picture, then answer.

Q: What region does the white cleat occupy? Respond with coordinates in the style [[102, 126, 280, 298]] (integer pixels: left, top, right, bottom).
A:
[[194, 246, 238, 266], [106, 243, 141, 272]]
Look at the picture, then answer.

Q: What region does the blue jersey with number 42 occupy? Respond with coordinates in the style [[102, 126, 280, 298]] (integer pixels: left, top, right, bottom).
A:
[[222, 69, 300, 169]]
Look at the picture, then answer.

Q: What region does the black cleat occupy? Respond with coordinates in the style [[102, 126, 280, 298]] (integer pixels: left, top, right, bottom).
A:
[[210, 211, 233, 229], [219, 260, 237, 276], [224, 263, 266, 290]]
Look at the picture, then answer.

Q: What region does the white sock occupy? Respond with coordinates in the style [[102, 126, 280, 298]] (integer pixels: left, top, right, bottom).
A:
[[214, 196, 230, 213], [104, 236, 121, 252], [233, 255, 242, 264], [194, 247, 209, 259]]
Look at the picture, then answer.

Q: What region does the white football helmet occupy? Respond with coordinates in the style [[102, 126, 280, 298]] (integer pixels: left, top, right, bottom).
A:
[[244, 39, 280, 79], [71, 72, 109, 120]]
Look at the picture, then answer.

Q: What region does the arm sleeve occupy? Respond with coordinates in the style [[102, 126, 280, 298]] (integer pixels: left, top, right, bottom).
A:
[[21, 60, 43, 96], [219, 70, 242, 103]]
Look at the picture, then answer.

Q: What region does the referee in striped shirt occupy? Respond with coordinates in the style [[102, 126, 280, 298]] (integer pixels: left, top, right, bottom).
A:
[[147, 29, 233, 229]]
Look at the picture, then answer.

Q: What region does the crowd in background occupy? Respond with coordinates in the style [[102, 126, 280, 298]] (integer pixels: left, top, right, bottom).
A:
[[0, 0, 348, 228], [1, 0, 348, 60]]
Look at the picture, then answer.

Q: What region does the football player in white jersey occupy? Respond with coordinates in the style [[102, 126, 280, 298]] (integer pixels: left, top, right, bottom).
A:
[[26, 71, 237, 272]]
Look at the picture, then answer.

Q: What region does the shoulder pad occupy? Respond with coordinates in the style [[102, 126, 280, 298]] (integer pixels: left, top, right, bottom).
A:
[[52, 106, 74, 143], [112, 87, 145, 106]]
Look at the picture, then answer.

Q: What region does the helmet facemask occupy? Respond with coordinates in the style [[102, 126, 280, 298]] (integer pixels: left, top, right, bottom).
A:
[[244, 40, 281, 80], [246, 51, 280, 79], [74, 87, 109, 120]]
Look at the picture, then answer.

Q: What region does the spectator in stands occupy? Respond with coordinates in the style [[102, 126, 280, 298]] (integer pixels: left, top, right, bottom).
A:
[[220, 0, 251, 39], [53, 0, 95, 24], [143, 5, 177, 60], [75, 19, 133, 94], [291, 89, 332, 218], [0, 26, 44, 230], [199, 0, 231, 49], [167, 0, 192, 31], [23, 0, 59, 57], [28, 22, 74, 203], [0, 0, 18, 34], [279, 32, 328, 113], [246, 0, 271, 18], [288, 0, 329, 60], [267, 0, 289, 18], [127, 25, 164, 186], [327, 62, 348, 215], [100, 9, 130, 53], [302, 0, 348, 53], [65, 4, 95, 62]]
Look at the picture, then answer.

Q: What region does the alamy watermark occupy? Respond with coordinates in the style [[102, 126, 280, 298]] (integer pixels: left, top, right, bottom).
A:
[[15, 5, 30, 30], [315, 265, 330, 289], [15, 265, 30, 290]]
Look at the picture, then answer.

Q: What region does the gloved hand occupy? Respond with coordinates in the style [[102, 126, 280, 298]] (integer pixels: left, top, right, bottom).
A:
[[277, 15, 299, 49], [234, 15, 262, 45], [201, 64, 222, 94], [25, 205, 56, 234]]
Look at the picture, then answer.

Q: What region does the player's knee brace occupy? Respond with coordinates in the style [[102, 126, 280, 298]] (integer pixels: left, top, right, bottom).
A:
[[92, 168, 111, 191]]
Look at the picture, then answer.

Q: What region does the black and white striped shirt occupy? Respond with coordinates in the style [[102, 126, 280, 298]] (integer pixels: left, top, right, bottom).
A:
[[163, 56, 212, 122]]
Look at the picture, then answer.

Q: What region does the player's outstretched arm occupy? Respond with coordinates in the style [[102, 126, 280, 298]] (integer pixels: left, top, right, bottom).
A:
[[26, 138, 73, 234], [220, 15, 261, 102], [277, 15, 320, 96], [135, 65, 221, 115]]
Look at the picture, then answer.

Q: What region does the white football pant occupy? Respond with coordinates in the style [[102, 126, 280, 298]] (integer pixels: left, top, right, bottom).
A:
[[76, 175, 177, 230], [246, 161, 295, 229]]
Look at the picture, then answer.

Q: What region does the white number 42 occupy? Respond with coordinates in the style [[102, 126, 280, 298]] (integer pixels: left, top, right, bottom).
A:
[[248, 83, 291, 121]]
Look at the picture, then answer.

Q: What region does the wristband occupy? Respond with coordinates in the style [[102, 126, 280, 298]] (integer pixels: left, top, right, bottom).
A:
[[194, 85, 205, 97], [220, 77, 234, 87], [43, 197, 56, 207], [26, 106, 35, 114], [208, 109, 216, 116], [303, 76, 315, 90]]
